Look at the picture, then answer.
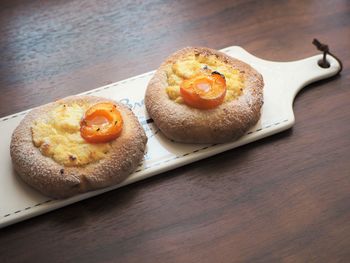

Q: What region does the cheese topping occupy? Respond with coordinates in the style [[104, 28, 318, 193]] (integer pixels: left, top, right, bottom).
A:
[[165, 53, 245, 103], [31, 103, 111, 167]]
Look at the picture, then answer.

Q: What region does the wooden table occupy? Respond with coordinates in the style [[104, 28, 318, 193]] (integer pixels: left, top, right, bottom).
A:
[[1, 0, 349, 262]]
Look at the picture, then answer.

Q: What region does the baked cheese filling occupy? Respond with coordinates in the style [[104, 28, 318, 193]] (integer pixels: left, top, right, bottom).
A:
[[165, 53, 245, 103], [31, 103, 111, 167]]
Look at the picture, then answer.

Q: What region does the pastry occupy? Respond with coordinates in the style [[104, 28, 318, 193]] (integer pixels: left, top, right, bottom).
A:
[[145, 47, 264, 143], [10, 95, 147, 198]]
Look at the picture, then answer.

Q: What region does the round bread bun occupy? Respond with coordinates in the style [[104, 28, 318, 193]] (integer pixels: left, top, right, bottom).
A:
[[10, 95, 147, 199], [145, 47, 264, 144]]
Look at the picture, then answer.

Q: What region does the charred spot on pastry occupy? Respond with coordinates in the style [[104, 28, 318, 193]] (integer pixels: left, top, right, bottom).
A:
[[212, 71, 225, 79], [60, 168, 64, 175], [69, 155, 77, 161]]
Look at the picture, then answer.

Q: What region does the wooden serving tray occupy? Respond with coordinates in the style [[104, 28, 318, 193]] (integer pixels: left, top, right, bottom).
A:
[[0, 46, 340, 228]]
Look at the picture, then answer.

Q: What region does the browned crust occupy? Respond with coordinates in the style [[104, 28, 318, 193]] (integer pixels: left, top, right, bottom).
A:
[[10, 95, 147, 199], [145, 47, 264, 143]]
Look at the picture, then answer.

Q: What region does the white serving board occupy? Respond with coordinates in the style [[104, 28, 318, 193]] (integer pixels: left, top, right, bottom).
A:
[[0, 46, 340, 228]]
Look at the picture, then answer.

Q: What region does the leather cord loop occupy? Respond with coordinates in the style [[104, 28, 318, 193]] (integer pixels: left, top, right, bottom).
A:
[[312, 39, 343, 75]]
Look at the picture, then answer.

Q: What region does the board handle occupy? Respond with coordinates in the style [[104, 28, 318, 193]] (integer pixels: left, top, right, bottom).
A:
[[281, 53, 341, 103]]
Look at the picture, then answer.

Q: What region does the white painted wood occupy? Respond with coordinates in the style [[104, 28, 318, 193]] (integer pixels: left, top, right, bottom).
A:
[[0, 46, 340, 228]]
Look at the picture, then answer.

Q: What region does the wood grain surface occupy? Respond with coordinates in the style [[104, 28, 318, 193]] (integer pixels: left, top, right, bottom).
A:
[[1, 0, 349, 262]]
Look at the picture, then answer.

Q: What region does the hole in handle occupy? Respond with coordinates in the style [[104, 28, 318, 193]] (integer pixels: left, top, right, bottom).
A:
[[312, 38, 343, 74]]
